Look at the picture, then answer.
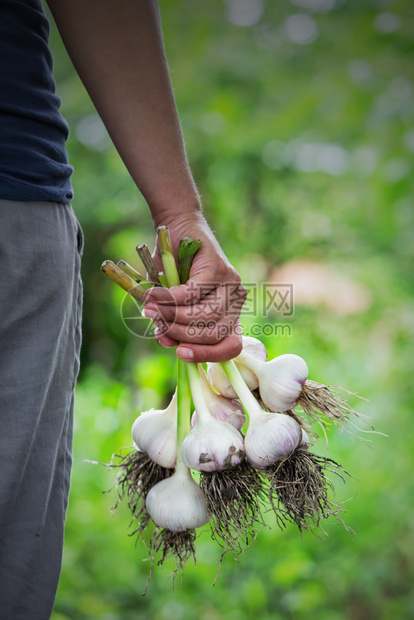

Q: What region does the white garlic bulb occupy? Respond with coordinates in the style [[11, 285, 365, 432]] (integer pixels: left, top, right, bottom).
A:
[[237, 353, 309, 412], [181, 415, 245, 472], [131, 391, 177, 468], [207, 362, 238, 398], [233, 335, 267, 391], [245, 412, 306, 468], [184, 363, 245, 472], [191, 398, 245, 431], [191, 366, 245, 430], [219, 359, 309, 468], [238, 335, 268, 360], [146, 466, 209, 532], [207, 336, 267, 394]]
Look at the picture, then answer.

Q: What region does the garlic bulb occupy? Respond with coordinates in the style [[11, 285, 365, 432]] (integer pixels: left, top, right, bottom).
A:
[[191, 399, 245, 431], [236, 352, 308, 412], [207, 362, 238, 399], [238, 335, 268, 360], [233, 335, 267, 391], [146, 466, 209, 532], [182, 415, 245, 472], [207, 336, 267, 395], [183, 363, 245, 472], [245, 412, 305, 469], [191, 366, 246, 430], [131, 391, 177, 468], [220, 359, 308, 468]]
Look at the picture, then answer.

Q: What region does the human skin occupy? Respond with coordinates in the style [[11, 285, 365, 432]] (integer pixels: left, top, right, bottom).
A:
[[47, 0, 246, 362]]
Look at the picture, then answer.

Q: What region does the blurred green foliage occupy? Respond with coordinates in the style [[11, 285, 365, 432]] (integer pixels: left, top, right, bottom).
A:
[[48, 0, 414, 618]]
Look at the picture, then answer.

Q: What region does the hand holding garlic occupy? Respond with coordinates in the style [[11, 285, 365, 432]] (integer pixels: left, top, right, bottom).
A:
[[144, 213, 247, 363], [101, 227, 371, 592]]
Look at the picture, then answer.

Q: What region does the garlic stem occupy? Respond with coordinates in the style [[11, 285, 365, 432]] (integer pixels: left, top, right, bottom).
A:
[[117, 260, 154, 290], [178, 237, 202, 284], [136, 243, 161, 285], [157, 226, 181, 287], [159, 227, 192, 474], [198, 363, 215, 399], [158, 271, 168, 287], [176, 358, 191, 474], [116, 259, 145, 281], [237, 350, 263, 375], [220, 360, 262, 421], [100, 260, 146, 303], [186, 362, 212, 425]]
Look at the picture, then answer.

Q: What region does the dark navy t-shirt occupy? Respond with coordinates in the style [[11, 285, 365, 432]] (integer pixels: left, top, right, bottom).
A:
[[0, 0, 73, 203]]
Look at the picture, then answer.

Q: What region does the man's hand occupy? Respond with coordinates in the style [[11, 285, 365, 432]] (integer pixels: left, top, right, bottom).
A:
[[46, 0, 245, 361], [143, 213, 246, 363]]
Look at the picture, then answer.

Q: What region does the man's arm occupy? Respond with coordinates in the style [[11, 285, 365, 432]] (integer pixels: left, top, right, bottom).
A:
[[47, 0, 246, 362]]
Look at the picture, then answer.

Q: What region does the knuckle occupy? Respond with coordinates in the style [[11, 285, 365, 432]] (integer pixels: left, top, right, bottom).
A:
[[231, 269, 242, 286], [213, 261, 227, 280], [222, 267, 241, 287], [239, 282, 247, 297], [228, 334, 243, 359], [237, 283, 247, 303], [215, 261, 239, 286], [205, 324, 223, 344]]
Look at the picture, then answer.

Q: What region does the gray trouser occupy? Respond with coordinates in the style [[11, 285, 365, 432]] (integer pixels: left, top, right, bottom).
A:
[[0, 200, 83, 619]]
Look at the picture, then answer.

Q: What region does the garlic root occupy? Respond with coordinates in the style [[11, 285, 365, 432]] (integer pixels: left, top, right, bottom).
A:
[[143, 528, 197, 596], [111, 450, 174, 540], [200, 461, 266, 557], [264, 445, 353, 535]]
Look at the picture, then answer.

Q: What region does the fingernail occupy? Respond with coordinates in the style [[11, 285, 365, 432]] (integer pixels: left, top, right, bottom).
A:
[[143, 303, 157, 313], [154, 329, 175, 348], [142, 308, 157, 320], [157, 337, 176, 348], [177, 346, 194, 361]]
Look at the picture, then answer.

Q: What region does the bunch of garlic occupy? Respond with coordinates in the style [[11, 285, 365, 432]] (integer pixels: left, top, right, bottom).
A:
[[131, 336, 312, 485], [102, 227, 360, 592], [129, 365, 248, 535], [130, 334, 358, 522]]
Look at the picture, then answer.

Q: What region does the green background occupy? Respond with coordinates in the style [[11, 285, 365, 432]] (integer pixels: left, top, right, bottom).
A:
[[48, 0, 414, 618]]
